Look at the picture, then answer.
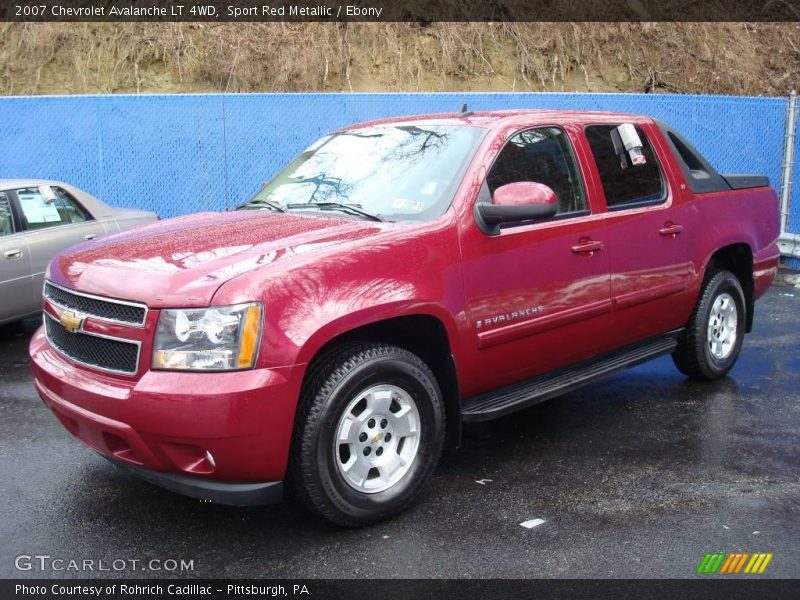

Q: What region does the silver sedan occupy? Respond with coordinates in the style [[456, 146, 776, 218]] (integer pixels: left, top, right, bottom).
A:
[[0, 179, 158, 325]]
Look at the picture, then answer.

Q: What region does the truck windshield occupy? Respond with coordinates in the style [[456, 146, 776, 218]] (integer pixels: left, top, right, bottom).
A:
[[238, 124, 486, 222]]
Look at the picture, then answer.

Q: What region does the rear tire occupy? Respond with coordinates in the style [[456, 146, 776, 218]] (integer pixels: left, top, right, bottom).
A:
[[287, 343, 445, 526], [672, 270, 746, 381]]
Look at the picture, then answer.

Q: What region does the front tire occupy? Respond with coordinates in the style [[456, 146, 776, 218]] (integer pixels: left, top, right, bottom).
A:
[[287, 343, 445, 526], [672, 270, 746, 381]]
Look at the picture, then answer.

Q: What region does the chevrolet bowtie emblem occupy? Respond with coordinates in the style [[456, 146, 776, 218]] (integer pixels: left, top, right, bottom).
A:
[[372, 433, 383, 444], [59, 310, 84, 333]]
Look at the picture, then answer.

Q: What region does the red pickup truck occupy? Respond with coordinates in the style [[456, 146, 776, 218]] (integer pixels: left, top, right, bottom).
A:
[[30, 109, 780, 526]]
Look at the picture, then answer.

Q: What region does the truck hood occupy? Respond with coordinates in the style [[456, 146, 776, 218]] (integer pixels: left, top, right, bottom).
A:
[[50, 210, 386, 307]]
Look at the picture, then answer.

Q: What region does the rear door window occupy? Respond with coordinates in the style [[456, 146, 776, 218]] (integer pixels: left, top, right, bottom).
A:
[[0, 192, 14, 237], [585, 125, 666, 209], [53, 187, 91, 223]]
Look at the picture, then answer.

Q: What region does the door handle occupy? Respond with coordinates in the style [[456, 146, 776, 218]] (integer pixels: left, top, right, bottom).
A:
[[84, 233, 97, 240], [571, 240, 604, 255], [3, 249, 22, 259], [658, 223, 684, 237]]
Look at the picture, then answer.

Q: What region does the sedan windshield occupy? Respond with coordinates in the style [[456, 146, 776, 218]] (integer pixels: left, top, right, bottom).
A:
[[238, 124, 486, 222]]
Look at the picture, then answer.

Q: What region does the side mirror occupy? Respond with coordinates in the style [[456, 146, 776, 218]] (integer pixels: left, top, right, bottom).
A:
[[475, 182, 558, 235]]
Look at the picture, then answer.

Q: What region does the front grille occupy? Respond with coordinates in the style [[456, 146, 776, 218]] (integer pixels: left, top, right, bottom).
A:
[[44, 282, 146, 326], [44, 314, 140, 375]]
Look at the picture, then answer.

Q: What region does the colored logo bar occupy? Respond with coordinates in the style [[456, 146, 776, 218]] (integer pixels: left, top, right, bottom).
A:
[[697, 552, 773, 574]]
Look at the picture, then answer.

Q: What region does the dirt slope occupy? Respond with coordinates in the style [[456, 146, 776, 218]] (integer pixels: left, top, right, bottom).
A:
[[1, 22, 799, 96]]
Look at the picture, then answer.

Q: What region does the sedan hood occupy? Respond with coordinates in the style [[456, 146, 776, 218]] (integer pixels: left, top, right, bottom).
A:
[[50, 210, 385, 307]]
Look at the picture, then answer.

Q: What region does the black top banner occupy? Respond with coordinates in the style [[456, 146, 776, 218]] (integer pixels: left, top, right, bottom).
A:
[[2, 0, 800, 22]]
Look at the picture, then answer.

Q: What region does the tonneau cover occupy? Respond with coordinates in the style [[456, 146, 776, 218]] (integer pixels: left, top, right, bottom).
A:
[[721, 173, 770, 190]]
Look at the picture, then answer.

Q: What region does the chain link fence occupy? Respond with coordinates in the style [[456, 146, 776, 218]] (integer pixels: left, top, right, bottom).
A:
[[787, 101, 800, 269], [0, 92, 794, 263]]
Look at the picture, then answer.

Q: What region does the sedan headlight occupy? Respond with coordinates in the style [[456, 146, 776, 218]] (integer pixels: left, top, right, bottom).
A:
[[152, 303, 262, 371]]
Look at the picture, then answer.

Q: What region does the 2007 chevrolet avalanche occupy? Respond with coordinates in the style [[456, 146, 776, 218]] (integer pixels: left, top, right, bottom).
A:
[[30, 110, 780, 525]]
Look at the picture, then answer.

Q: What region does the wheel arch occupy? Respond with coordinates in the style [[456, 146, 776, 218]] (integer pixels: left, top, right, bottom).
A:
[[298, 309, 463, 448], [701, 242, 754, 332]]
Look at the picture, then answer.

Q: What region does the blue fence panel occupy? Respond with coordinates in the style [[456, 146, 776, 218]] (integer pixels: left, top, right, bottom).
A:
[[0, 93, 792, 246], [0, 94, 227, 217], [96, 95, 227, 216], [1, 95, 105, 195]]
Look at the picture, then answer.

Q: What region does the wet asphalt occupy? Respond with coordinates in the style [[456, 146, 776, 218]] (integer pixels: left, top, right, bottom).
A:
[[0, 282, 798, 580]]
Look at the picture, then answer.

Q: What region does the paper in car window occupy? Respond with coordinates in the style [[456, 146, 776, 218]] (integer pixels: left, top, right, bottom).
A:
[[19, 191, 61, 224], [629, 147, 647, 165], [39, 185, 57, 202], [392, 198, 426, 211]]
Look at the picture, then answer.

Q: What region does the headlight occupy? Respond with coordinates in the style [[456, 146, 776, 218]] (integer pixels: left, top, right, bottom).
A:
[[152, 303, 262, 371]]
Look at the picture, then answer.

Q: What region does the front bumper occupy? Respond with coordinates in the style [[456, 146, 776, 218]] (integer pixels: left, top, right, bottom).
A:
[[30, 326, 305, 502], [106, 458, 283, 506]]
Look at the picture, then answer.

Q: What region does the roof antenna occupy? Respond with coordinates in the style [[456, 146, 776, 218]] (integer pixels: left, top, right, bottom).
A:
[[459, 103, 474, 118]]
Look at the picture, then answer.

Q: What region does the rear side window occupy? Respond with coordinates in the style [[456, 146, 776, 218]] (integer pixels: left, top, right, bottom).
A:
[[656, 120, 729, 194], [53, 187, 91, 223], [0, 192, 14, 237], [585, 125, 665, 209]]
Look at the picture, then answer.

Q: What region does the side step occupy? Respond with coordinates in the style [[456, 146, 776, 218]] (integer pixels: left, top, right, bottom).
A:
[[461, 331, 682, 422]]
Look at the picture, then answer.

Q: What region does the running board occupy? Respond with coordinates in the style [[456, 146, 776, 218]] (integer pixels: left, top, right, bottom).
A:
[[461, 331, 682, 422]]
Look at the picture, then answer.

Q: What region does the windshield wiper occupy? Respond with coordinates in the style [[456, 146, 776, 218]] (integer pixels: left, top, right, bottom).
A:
[[286, 202, 386, 222], [237, 199, 286, 212]]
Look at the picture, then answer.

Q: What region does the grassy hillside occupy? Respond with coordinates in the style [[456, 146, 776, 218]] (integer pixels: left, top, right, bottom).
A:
[[1, 22, 799, 96]]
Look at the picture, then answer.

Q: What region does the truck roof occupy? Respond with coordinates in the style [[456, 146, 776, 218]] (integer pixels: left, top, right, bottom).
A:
[[340, 109, 654, 132]]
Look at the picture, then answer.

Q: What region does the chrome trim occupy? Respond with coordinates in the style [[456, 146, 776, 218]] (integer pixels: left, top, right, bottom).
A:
[[44, 280, 148, 328], [43, 312, 142, 376]]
